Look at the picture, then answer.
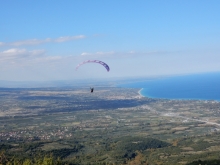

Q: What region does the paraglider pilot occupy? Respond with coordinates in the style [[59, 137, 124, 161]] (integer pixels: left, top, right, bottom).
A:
[[90, 87, 94, 93]]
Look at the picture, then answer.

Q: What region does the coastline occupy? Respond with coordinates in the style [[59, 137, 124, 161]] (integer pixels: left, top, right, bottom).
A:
[[138, 88, 145, 97], [137, 88, 220, 102]]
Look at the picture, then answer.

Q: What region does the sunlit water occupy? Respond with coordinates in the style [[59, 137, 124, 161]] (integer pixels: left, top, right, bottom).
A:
[[118, 72, 220, 101]]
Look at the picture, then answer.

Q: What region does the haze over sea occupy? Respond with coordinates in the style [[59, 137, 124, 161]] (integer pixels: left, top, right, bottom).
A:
[[119, 72, 220, 101]]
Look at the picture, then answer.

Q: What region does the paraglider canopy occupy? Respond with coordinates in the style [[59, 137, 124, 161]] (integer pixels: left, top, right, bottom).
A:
[[75, 60, 110, 72]]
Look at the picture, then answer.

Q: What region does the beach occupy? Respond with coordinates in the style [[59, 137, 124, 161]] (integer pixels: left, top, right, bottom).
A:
[[138, 88, 144, 97]]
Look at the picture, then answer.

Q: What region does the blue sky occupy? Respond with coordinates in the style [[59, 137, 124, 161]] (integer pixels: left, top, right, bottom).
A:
[[0, 0, 220, 81]]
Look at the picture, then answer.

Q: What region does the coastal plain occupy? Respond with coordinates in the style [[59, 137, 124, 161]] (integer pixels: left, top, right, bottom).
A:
[[0, 87, 220, 164]]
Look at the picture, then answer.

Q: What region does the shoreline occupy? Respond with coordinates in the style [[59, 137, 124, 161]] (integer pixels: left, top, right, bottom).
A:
[[137, 88, 220, 102], [138, 88, 145, 97]]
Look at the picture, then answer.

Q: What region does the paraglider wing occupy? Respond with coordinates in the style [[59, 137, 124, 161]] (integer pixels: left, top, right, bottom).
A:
[[75, 60, 110, 72]]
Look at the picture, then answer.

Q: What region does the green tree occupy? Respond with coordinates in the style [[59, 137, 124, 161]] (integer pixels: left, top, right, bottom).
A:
[[23, 159, 31, 165]]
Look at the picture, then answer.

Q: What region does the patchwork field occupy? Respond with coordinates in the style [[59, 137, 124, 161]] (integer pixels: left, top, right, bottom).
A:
[[0, 87, 220, 164]]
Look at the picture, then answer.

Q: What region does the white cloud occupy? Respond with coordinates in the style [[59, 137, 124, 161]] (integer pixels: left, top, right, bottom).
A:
[[0, 35, 86, 47], [54, 35, 85, 42], [80, 50, 167, 58], [3, 48, 25, 54], [11, 38, 51, 46], [0, 48, 46, 62], [0, 48, 75, 68], [81, 51, 115, 56]]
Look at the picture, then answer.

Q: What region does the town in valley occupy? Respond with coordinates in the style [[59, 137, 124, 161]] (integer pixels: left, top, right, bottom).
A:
[[0, 87, 220, 165]]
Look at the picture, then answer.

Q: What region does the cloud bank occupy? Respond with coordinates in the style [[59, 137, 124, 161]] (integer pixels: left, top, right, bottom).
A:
[[0, 35, 86, 47], [0, 48, 67, 67], [80, 50, 168, 58], [0, 48, 45, 61], [81, 51, 115, 56]]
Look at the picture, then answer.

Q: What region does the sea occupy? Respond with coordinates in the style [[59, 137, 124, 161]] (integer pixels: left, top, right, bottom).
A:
[[118, 72, 220, 101]]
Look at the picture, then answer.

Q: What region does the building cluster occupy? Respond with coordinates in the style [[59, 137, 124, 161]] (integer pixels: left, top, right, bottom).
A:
[[0, 127, 73, 142]]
